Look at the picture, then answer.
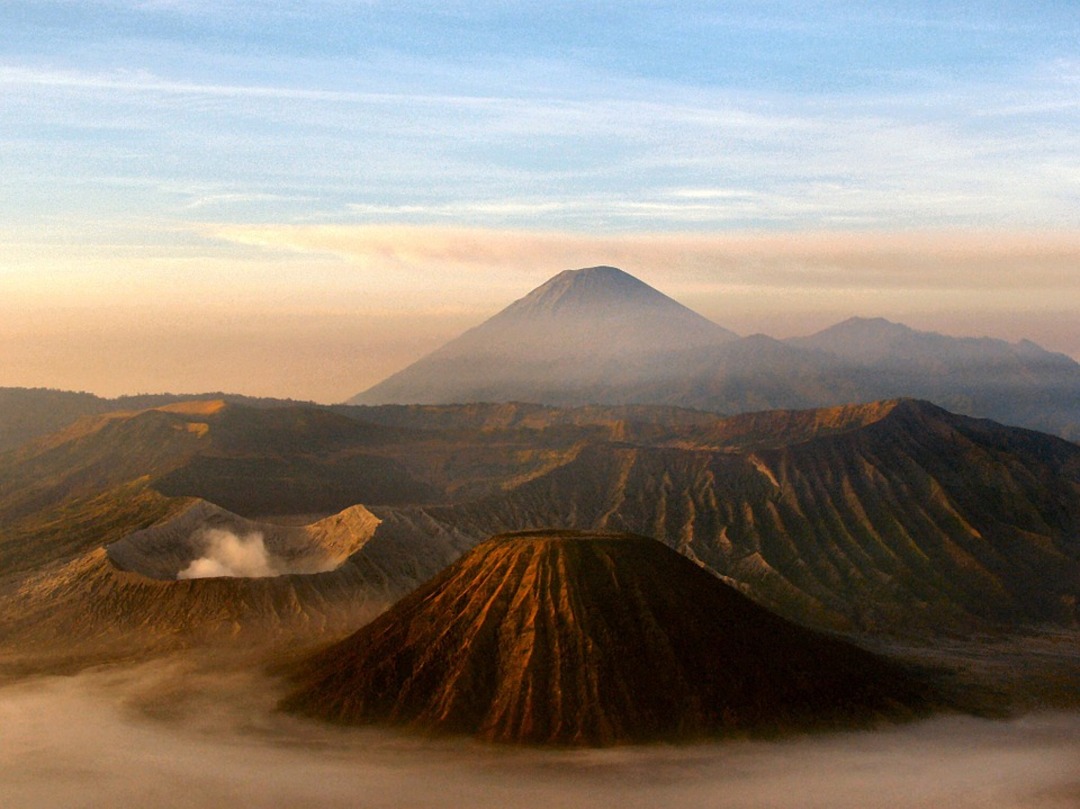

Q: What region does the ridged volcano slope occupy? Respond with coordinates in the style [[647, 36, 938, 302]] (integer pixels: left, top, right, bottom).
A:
[[410, 400, 1080, 633], [282, 531, 927, 745]]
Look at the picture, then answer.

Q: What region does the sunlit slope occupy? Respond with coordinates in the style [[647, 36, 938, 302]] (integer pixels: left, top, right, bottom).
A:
[[283, 531, 928, 745], [1, 397, 1077, 657], [409, 400, 1080, 633]]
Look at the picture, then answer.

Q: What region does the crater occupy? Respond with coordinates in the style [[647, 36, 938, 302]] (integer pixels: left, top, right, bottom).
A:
[[106, 499, 380, 580]]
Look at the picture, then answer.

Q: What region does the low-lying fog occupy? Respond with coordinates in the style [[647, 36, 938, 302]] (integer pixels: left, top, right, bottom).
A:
[[2, 659, 1078, 809]]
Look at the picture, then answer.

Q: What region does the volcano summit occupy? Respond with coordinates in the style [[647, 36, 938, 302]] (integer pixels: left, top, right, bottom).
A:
[[349, 266, 737, 406]]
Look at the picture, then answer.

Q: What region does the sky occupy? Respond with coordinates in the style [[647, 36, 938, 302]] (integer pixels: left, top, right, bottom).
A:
[[2, 1, 1079, 402]]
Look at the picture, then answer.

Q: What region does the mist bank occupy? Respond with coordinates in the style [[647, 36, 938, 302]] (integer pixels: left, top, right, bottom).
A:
[[1, 660, 1078, 809]]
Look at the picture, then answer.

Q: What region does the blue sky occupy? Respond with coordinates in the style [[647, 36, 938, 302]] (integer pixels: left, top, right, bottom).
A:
[[5, 0, 1079, 232], [2, 1, 1079, 399]]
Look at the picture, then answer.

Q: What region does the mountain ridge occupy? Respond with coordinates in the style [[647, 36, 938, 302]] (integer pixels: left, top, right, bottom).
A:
[[346, 267, 1080, 440], [1, 396, 1077, 668], [790, 316, 1077, 368]]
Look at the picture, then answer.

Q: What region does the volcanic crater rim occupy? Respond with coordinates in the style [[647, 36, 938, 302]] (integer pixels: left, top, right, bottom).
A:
[[105, 499, 380, 581]]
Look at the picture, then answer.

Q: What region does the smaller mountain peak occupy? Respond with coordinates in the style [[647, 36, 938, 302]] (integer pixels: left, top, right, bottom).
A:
[[828, 316, 912, 335]]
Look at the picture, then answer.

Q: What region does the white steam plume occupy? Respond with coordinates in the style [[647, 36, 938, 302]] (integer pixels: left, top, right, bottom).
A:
[[178, 528, 276, 579]]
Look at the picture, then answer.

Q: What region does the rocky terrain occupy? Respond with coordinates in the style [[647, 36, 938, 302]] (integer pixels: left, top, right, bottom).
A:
[[0, 395, 1076, 673]]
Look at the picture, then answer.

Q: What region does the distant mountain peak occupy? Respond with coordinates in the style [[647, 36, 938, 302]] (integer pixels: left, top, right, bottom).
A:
[[530, 265, 645, 291], [546, 264, 635, 284], [791, 316, 1071, 367], [838, 315, 906, 327], [349, 266, 738, 406], [498, 265, 712, 320]]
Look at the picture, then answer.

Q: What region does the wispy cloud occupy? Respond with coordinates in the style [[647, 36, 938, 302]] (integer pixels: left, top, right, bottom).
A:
[[204, 223, 1080, 295], [3, 49, 1078, 231], [181, 192, 316, 211], [0, 65, 503, 106]]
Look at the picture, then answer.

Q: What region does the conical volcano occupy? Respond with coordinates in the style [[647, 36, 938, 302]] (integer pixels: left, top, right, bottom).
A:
[[348, 266, 737, 406], [494, 265, 723, 321], [282, 531, 928, 745]]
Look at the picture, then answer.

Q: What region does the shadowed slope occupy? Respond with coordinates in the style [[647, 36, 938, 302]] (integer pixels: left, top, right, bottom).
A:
[[283, 531, 927, 745], [0, 400, 434, 526]]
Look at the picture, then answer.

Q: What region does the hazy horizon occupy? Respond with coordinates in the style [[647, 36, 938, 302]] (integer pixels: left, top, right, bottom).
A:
[[3, 241, 1079, 403], [2, 2, 1079, 402]]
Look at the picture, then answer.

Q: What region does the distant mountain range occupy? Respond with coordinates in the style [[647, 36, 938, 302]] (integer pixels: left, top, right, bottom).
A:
[[349, 266, 1080, 441], [2, 266, 1076, 446]]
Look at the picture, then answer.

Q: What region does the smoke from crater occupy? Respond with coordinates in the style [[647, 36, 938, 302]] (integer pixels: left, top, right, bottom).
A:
[[177, 528, 275, 579]]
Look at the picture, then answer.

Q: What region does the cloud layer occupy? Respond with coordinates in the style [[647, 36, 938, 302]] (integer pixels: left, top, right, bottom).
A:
[[1, 664, 1079, 809]]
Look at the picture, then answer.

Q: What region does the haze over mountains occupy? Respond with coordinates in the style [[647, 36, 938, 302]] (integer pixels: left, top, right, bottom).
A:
[[1, 264, 1079, 751], [350, 266, 1080, 441], [354, 266, 738, 408], [3, 265, 1077, 450]]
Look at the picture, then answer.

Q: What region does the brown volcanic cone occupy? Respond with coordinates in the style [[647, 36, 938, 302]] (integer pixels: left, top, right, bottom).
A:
[[282, 531, 927, 745]]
